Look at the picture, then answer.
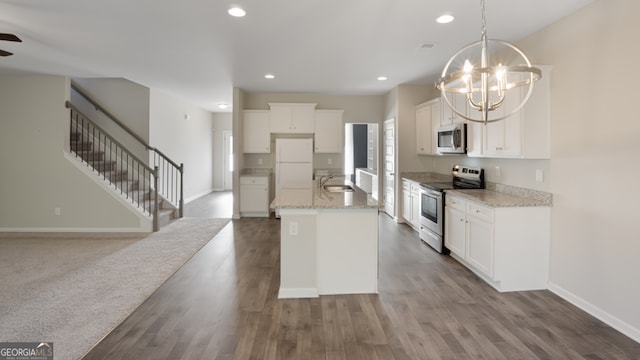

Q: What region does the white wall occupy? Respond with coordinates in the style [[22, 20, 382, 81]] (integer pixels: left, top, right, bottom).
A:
[[0, 76, 146, 231], [519, 0, 640, 341], [71, 78, 151, 163], [149, 89, 215, 202]]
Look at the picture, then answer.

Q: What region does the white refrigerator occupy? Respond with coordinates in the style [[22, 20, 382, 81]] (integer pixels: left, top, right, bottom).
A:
[[275, 138, 313, 196]]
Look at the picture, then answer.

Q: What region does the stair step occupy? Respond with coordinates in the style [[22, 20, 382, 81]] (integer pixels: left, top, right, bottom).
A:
[[113, 179, 140, 191], [70, 141, 93, 151], [75, 150, 105, 161], [88, 160, 118, 172]]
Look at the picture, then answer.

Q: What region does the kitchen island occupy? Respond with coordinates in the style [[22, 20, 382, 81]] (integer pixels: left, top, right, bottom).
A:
[[271, 180, 379, 299]]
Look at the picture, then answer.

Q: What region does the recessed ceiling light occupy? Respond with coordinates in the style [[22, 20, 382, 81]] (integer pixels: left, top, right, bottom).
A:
[[228, 7, 246, 17], [436, 14, 454, 24], [218, 103, 229, 110], [265, 74, 275, 79], [377, 76, 388, 81]]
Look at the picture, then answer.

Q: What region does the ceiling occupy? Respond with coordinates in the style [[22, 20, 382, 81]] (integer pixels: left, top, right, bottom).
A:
[[0, 0, 593, 112]]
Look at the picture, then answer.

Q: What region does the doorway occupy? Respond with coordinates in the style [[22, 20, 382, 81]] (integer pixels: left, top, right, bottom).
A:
[[223, 130, 233, 191], [383, 119, 395, 217], [345, 123, 379, 197]]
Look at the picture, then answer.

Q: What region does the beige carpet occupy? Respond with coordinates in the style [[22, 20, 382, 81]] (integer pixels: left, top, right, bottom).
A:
[[0, 218, 230, 360]]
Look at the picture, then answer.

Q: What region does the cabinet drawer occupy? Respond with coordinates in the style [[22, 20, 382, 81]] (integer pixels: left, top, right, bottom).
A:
[[402, 179, 411, 191], [240, 176, 268, 185], [466, 201, 493, 222], [446, 196, 466, 211]]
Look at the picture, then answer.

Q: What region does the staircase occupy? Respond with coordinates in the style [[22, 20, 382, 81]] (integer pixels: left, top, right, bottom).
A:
[[66, 82, 184, 231]]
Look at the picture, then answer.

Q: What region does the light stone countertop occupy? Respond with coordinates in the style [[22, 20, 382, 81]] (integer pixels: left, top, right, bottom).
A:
[[401, 172, 452, 184], [271, 180, 379, 210], [445, 189, 551, 207]]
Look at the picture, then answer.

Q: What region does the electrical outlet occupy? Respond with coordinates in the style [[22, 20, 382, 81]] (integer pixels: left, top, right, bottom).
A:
[[54, 207, 61, 216], [328, 158, 333, 165], [495, 166, 501, 177], [257, 158, 263, 165], [536, 169, 544, 182], [289, 221, 298, 236]]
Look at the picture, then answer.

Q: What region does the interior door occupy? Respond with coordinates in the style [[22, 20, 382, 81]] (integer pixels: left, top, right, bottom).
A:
[[383, 119, 395, 217]]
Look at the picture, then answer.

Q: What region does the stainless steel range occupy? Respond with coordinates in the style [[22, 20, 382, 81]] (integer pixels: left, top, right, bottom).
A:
[[419, 165, 484, 253]]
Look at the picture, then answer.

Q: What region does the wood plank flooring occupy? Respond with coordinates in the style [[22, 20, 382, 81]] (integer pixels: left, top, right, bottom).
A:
[[82, 215, 640, 359]]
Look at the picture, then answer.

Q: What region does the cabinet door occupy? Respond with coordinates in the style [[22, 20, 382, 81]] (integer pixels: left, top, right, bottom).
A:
[[243, 110, 271, 153], [290, 105, 315, 133], [240, 184, 268, 214], [445, 204, 466, 257], [410, 184, 421, 228], [483, 88, 523, 157], [466, 208, 494, 277], [402, 187, 412, 224], [314, 110, 343, 153], [440, 93, 468, 126], [416, 104, 432, 154], [269, 105, 292, 133]]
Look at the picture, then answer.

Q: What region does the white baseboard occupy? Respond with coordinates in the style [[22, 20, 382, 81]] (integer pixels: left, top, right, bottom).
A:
[[278, 287, 319, 299], [184, 188, 216, 203], [0, 226, 150, 233], [548, 282, 640, 344]]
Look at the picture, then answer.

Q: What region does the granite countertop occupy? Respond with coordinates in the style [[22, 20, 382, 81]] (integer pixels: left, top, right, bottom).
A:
[[446, 189, 551, 207], [401, 172, 452, 184], [271, 180, 378, 210]]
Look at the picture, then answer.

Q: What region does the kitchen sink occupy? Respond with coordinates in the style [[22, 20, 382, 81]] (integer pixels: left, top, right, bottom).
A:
[[323, 184, 354, 193]]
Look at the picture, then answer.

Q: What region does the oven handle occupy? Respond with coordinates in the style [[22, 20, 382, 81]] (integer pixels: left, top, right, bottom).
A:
[[420, 187, 443, 199]]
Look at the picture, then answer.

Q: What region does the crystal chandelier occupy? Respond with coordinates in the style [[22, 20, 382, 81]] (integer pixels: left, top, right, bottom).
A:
[[436, 0, 541, 124]]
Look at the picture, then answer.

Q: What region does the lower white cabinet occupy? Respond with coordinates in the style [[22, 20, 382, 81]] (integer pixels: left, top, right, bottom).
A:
[[445, 194, 550, 292], [402, 179, 420, 230], [240, 175, 270, 217]]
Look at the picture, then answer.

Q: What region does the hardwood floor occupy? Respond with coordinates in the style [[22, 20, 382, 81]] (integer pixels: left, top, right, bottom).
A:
[[82, 214, 640, 359]]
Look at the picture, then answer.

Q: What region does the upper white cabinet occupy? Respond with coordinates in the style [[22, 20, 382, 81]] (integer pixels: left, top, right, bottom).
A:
[[467, 65, 552, 159], [243, 110, 271, 153], [415, 98, 440, 155], [445, 194, 550, 292], [314, 110, 344, 153], [440, 93, 468, 126], [269, 103, 316, 133]]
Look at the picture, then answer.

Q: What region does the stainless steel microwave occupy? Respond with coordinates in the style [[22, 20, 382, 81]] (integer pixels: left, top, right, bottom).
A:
[[437, 124, 467, 154]]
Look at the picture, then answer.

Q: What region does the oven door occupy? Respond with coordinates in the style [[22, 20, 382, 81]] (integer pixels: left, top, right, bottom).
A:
[[419, 187, 443, 235]]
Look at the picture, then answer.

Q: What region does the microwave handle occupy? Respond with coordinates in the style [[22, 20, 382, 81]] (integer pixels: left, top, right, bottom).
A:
[[452, 129, 459, 150]]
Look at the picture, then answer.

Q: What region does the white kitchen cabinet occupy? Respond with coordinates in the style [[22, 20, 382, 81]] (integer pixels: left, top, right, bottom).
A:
[[467, 65, 551, 159], [440, 93, 468, 126], [415, 98, 440, 155], [401, 179, 420, 230], [269, 103, 316, 133], [314, 109, 344, 153], [444, 196, 466, 257], [240, 175, 270, 217], [243, 110, 271, 153], [445, 194, 550, 292]]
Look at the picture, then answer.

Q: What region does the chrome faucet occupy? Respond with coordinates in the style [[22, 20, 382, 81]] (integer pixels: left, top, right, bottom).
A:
[[318, 175, 334, 188]]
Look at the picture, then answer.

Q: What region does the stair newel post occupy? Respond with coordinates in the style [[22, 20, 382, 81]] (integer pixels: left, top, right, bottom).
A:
[[179, 163, 184, 218], [153, 166, 159, 232]]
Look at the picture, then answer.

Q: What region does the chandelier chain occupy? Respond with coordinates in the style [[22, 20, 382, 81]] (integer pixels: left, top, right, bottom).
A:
[[480, 0, 487, 38]]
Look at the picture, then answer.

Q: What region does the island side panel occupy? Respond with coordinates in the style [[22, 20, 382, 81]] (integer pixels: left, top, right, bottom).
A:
[[316, 208, 379, 295], [278, 210, 318, 298]]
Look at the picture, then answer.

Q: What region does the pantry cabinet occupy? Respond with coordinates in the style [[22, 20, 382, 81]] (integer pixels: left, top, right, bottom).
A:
[[415, 98, 440, 155], [243, 110, 271, 153], [314, 110, 344, 153], [269, 103, 316, 133], [445, 193, 550, 292]]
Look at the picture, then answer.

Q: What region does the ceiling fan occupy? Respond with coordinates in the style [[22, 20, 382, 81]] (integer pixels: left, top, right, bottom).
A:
[[0, 33, 22, 57]]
